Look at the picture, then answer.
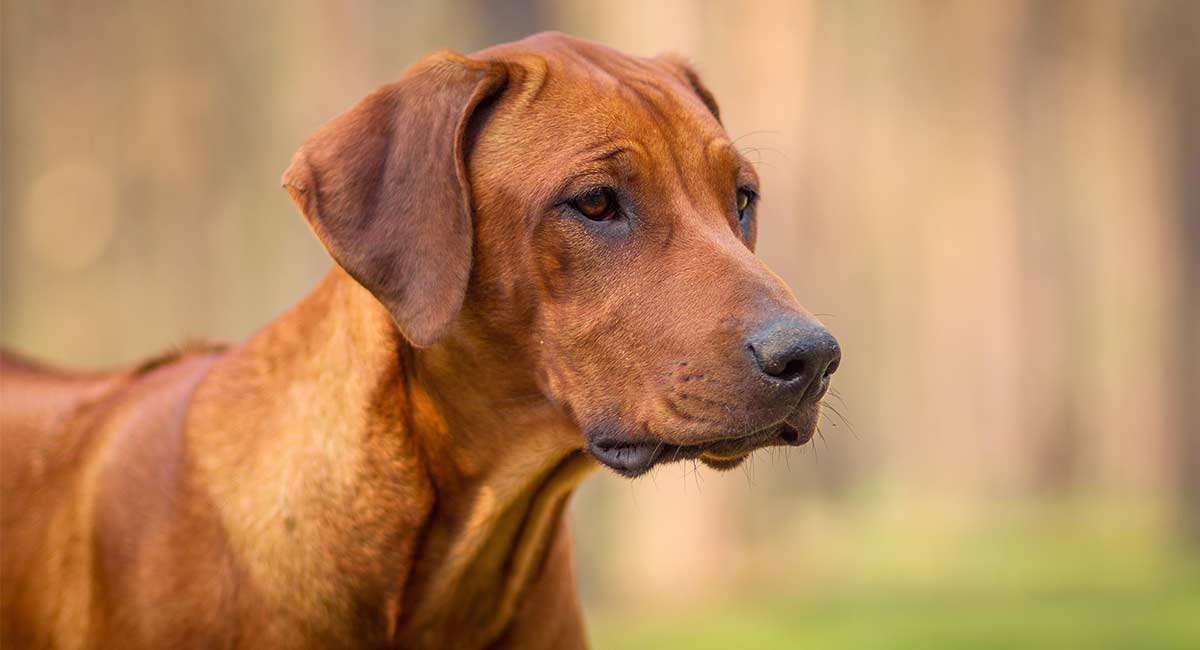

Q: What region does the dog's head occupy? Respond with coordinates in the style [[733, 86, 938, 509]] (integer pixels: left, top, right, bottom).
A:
[[284, 32, 840, 477]]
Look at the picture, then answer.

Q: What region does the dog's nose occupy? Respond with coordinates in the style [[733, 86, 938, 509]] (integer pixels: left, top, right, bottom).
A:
[[747, 320, 841, 400]]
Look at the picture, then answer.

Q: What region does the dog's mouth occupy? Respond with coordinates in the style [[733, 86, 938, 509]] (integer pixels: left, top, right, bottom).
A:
[[587, 410, 817, 478]]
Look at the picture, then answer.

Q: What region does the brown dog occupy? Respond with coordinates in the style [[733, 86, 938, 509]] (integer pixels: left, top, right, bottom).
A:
[[0, 32, 839, 649]]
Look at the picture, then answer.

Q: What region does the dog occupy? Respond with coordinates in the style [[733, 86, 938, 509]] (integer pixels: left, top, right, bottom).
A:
[[0, 32, 840, 649]]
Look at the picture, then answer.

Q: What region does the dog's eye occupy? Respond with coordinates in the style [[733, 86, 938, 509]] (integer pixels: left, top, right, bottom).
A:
[[571, 188, 617, 221], [736, 189, 753, 220]]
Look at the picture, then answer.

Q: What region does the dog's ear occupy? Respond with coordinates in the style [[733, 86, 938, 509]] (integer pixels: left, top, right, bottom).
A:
[[657, 55, 721, 123], [282, 52, 507, 347]]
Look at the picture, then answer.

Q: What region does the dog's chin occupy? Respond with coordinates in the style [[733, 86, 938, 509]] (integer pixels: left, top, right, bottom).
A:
[[587, 410, 818, 478], [697, 453, 751, 471]]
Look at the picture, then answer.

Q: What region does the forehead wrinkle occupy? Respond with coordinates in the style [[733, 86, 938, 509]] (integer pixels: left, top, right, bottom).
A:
[[567, 139, 646, 180], [609, 80, 700, 239], [576, 141, 645, 166], [596, 77, 736, 245], [621, 76, 726, 174]]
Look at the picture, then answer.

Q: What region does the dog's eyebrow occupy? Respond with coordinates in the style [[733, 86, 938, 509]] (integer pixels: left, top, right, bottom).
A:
[[549, 144, 641, 203], [578, 144, 631, 165], [706, 138, 738, 162], [707, 138, 757, 177]]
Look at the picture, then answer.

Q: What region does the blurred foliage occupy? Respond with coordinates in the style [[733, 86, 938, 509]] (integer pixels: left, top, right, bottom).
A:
[[3, 1, 1198, 647]]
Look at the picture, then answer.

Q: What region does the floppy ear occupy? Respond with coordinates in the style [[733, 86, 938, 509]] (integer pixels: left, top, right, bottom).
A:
[[282, 52, 507, 347], [657, 55, 721, 123]]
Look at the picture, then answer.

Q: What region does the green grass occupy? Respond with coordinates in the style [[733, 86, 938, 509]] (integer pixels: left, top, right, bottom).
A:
[[587, 500, 1200, 649], [591, 584, 1200, 649]]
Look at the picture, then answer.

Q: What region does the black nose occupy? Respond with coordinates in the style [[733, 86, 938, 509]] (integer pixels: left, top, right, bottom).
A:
[[747, 320, 841, 400]]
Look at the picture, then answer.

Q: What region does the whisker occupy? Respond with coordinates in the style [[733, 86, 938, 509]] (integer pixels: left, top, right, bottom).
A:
[[821, 401, 858, 439], [736, 147, 781, 169], [732, 129, 781, 145], [827, 390, 851, 412]]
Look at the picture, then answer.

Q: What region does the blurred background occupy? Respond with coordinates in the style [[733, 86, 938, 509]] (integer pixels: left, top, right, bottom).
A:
[[3, 1, 1198, 647]]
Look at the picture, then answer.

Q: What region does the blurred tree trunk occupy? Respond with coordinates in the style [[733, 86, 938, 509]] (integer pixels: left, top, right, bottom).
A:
[[1011, 1, 1084, 494], [477, 0, 547, 44], [1152, 2, 1200, 543]]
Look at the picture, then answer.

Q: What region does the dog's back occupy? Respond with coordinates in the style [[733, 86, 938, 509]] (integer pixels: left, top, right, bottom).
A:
[[1, 351, 128, 558], [0, 346, 225, 648]]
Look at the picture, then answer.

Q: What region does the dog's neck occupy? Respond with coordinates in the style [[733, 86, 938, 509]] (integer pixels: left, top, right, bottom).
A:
[[188, 269, 593, 647]]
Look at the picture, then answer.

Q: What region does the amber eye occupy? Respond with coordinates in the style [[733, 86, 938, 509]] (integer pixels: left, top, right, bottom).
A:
[[572, 188, 617, 221], [736, 189, 752, 218]]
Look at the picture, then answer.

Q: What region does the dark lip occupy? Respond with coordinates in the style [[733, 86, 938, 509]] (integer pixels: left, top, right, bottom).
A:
[[588, 414, 814, 478]]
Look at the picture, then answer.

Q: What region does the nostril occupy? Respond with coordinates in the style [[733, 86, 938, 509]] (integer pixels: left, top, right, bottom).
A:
[[748, 341, 810, 382], [775, 358, 807, 382]]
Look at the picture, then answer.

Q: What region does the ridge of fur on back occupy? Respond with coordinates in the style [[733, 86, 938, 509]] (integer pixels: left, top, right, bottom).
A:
[[0, 339, 229, 379], [130, 339, 230, 375]]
